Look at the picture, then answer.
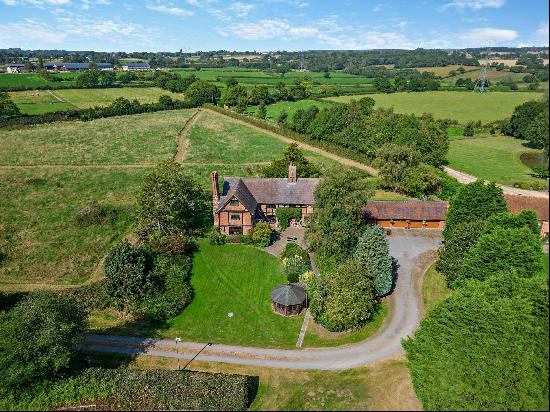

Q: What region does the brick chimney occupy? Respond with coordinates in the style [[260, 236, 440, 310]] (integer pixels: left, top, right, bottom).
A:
[[210, 171, 220, 224], [288, 163, 297, 184]]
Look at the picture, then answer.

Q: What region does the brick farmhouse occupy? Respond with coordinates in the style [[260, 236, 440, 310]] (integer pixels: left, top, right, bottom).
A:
[[211, 165, 319, 235]]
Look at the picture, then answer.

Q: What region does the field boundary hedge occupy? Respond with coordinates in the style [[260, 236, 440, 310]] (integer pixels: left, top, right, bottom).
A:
[[0, 367, 258, 411], [0, 98, 196, 128], [205, 104, 373, 166]]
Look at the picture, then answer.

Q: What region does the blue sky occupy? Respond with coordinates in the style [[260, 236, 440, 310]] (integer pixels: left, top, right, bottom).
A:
[[0, 0, 548, 52]]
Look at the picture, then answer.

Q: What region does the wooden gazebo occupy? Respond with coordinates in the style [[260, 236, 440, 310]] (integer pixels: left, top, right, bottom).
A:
[[271, 283, 306, 316]]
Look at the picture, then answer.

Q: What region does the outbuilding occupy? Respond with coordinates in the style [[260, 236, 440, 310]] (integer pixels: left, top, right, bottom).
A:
[[363, 200, 448, 229], [271, 283, 307, 316]]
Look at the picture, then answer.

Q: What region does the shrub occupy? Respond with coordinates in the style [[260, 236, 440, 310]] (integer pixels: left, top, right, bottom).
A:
[[146, 232, 194, 256], [282, 255, 310, 283], [403, 272, 549, 411], [208, 226, 228, 245], [261, 143, 321, 179], [246, 221, 273, 247], [68, 280, 113, 311], [354, 225, 393, 296], [275, 207, 303, 230], [280, 242, 309, 261], [103, 240, 154, 307], [299, 270, 315, 285], [75, 203, 119, 226], [0, 292, 86, 391], [309, 259, 377, 332]]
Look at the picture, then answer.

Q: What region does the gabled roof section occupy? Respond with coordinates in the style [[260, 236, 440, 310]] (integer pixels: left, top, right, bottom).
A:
[[216, 179, 257, 213], [505, 195, 549, 221], [363, 200, 449, 221]]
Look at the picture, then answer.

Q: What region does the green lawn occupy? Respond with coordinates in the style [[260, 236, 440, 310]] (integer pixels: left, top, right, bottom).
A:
[[163, 241, 304, 348], [245, 99, 335, 122], [0, 167, 143, 287], [8, 90, 74, 114], [0, 109, 193, 165], [421, 264, 451, 313], [325, 91, 541, 123], [447, 135, 546, 186]]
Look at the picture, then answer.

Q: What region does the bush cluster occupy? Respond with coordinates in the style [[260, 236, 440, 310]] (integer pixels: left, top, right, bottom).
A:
[[244, 221, 273, 247], [75, 203, 119, 227], [208, 226, 228, 245], [275, 207, 303, 230]]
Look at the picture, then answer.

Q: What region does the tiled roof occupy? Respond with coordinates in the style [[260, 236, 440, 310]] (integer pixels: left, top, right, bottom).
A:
[[217, 179, 257, 213], [271, 283, 306, 306], [220, 177, 320, 208], [363, 200, 449, 221], [505, 195, 549, 221]]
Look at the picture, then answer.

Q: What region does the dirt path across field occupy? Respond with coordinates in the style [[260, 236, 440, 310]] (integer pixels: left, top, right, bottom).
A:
[[175, 109, 201, 163], [443, 166, 549, 199], [83, 231, 442, 370], [204, 108, 379, 176]]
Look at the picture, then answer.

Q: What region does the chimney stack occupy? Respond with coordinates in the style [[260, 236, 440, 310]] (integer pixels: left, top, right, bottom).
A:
[[288, 163, 297, 184], [210, 171, 220, 224]]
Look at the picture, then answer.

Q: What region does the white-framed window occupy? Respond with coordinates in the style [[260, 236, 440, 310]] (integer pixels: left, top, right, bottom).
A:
[[229, 199, 240, 207], [230, 213, 241, 221]]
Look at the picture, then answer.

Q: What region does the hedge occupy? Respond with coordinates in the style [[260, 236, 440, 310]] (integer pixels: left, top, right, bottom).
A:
[[0, 98, 196, 128], [0, 367, 258, 411], [205, 104, 373, 167]]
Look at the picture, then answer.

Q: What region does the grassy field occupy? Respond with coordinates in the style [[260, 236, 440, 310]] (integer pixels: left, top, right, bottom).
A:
[[0, 167, 143, 287], [325, 91, 541, 123], [245, 99, 335, 122], [183, 109, 339, 170], [421, 264, 451, 313], [9, 87, 182, 114], [447, 135, 546, 186], [0, 109, 193, 165]]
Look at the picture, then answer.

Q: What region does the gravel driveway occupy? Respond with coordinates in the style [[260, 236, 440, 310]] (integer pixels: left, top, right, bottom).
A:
[[84, 230, 442, 370]]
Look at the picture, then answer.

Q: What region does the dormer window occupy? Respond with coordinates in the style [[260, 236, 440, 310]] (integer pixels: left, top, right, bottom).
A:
[[229, 198, 239, 206]]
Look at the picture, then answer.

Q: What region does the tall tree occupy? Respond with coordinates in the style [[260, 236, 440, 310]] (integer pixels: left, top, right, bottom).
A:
[[354, 225, 393, 296]]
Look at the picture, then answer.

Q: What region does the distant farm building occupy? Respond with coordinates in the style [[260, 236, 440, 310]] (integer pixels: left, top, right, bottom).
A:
[[122, 62, 150, 71], [505, 195, 549, 238], [57, 62, 114, 72], [211, 165, 319, 235], [363, 200, 448, 229], [6, 64, 24, 73]]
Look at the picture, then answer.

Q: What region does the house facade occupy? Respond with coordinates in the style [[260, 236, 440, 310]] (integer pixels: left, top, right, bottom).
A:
[[122, 62, 151, 71], [363, 200, 448, 229], [6, 64, 24, 73], [211, 165, 319, 235]]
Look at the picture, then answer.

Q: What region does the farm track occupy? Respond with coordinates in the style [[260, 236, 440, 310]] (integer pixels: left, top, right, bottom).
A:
[[443, 166, 549, 199], [175, 108, 201, 163], [204, 107, 380, 176], [47, 89, 78, 108]]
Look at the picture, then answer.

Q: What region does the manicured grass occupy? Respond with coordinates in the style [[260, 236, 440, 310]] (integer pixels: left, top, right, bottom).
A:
[[184, 110, 339, 169], [0, 109, 193, 165], [421, 264, 451, 313], [302, 302, 388, 348], [54, 87, 183, 109], [163, 241, 304, 348], [0, 168, 143, 286], [447, 135, 546, 186], [542, 253, 549, 276], [245, 99, 335, 122], [325, 91, 541, 123]]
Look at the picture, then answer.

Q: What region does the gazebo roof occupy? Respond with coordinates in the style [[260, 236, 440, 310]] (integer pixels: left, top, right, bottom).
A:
[[271, 283, 306, 306]]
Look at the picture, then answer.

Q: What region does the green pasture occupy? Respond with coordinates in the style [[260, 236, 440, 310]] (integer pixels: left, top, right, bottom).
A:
[[447, 135, 546, 186], [0, 167, 143, 286], [8, 90, 74, 114], [0, 109, 193, 165], [421, 264, 451, 313], [183, 109, 339, 170], [0, 73, 76, 89], [325, 91, 541, 123]]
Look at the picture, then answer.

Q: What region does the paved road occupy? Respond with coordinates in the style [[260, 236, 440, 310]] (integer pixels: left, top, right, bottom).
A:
[[443, 166, 549, 199], [84, 231, 442, 370]]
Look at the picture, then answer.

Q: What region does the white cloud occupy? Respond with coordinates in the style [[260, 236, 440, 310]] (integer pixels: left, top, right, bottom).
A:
[[228, 1, 254, 17], [396, 21, 408, 29], [459, 27, 517, 45], [442, 0, 505, 10], [146, 4, 194, 16], [231, 19, 318, 40], [1, 0, 71, 5], [0, 18, 66, 44]]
